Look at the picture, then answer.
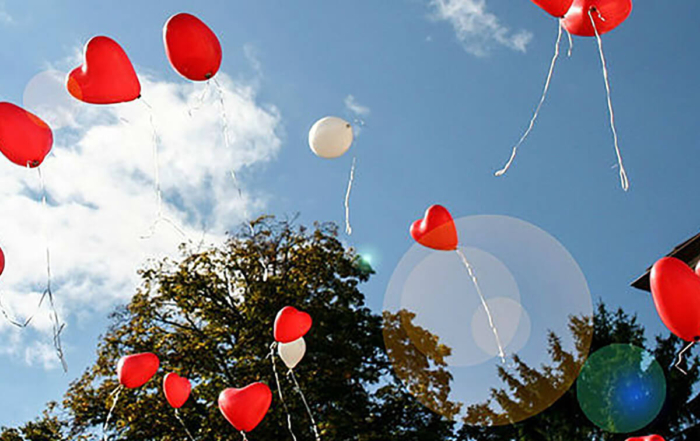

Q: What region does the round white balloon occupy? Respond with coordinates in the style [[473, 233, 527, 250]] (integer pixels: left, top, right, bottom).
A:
[[308, 116, 354, 159], [278, 337, 306, 370]]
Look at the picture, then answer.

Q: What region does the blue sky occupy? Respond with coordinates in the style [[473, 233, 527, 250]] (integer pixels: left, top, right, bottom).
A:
[[1, 0, 699, 429]]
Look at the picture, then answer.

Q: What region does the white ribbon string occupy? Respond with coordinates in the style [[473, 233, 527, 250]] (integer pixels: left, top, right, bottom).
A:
[[455, 248, 506, 364], [495, 20, 563, 177], [588, 9, 629, 191], [288, 370, 321, 441], [344, 157, 357, 236], [139, 98, 190, 240], [37, 166, 68, 372], [174, 408, 197, 441], [674, 339, 697, 375], [269, 342, 299, 441], [103, 385, 123, 441]]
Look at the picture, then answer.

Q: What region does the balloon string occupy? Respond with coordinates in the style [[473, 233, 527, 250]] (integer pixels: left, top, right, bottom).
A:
[[565, 25, 574, 57], [103, 385, 123, 441], [239, 431, 250, 441], [268, 342, 299, 441], [213, 78, 268, 281], [344, 157, 357, 236], [288, 370, 321, 441], [0, 288, 48, 328], [139, 98, 191, 240], [674, 339, 697, 375], [188, 81, 212, 118], [455, 248, 506, 364], [174, 409, 197, 441], [589, 9, 629, 192], [37, 166, 68, 372], [495, 20, 563, 177]]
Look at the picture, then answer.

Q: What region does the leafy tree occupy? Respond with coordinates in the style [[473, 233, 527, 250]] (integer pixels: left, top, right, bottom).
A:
[[4, 217, 700, 441], [1, 217, 453, 441]]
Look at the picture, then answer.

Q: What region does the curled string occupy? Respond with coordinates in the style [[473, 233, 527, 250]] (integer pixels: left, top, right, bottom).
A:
[[674, 339, 697, 375], [0, 288, 48, 328], [495, 20, 563, 177], [213, 78, 268, 280], [37, 166, 68, 372], [188, 81, 212, 118], [565, 25, 574, 57], [589, 9, 629, 191], [174, 409, 197, 441], [288, 370, 321, 441], [268, 342, 298, 441], [103, 385, 123, 441], [344, 157, 357, 236], [455, 248, 506, 364], [139, 98, 191, 241], [239, 431, 250, 441]]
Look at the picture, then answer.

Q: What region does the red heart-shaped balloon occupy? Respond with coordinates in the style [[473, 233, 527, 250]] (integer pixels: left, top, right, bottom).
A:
[[626, 436, 665, 441], [530, 0, 574, 18], [651, 257, 700, 342], [274, 306, 312, 343], [0, 246, 5, 277], [163, 373, 191, 409], [67, 36, 141, 105], [562, 0, 632, 37], [410, 205, 458, 251], [164, 13, 222, 81], [117, 353, 160, 389], [0, 102, 53, 168], [218, 383, 272, 432]]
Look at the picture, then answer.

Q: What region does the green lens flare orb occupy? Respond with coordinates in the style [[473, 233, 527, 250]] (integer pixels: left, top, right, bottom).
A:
[[576, 344, 666, 433]]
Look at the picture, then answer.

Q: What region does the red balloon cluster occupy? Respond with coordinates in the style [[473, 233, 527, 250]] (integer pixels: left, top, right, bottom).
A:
[[274, 306, 313, 343], [651, 257, 700, 342], [529, 0, 632, 36]]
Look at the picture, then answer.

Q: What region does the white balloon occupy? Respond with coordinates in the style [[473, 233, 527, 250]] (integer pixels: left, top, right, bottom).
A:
[[308, 116, 354, 159], [278, 337, 306, 370]]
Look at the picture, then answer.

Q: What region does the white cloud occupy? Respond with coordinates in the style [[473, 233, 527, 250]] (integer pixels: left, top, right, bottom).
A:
[[344, 95, 370, 117], [0, 2, 12, 24], [429, 0, 533, 56], [0, 71, 282, 368]]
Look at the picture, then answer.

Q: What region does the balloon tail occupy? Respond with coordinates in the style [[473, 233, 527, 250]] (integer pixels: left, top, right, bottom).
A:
[[269, 342, 299, 441], [495, 20, 563, 177], [589, 9, 629, 192], [174, 409, 197, 441], [37, 166, 68, 372], [565, 24, 574, 57], [674, 340, 697, 375], [344, 157, 357, 236], [188, 81, 211, 118], [139, 99, 191, 240], [103, 385, 123, 441], [455, 248, 506, 364], [213, 78, 268, 281], [239, 431, 250, 441], [289, 370, 321, 441]]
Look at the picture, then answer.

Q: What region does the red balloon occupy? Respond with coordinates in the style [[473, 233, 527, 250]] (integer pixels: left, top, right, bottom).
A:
[[530, 0, 574, 18], [218, 383, 272, 432], [410, 205, 458, 251], [163, 373, 191, 408], [0, 103, 53, 168], [626, 436, 665, 441], [163, 13, 222, 81], [67, 36, 141, 104], [274, 306, 312, 343], [562, 0, 632, 37], [0, 247, 5, 277], [117, 353, 160, 389], [650, 257, 700, 342]]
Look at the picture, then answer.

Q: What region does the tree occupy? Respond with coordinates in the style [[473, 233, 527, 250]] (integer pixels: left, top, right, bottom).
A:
[[1, 217, 453, 441], [4, 217, 700, 441]]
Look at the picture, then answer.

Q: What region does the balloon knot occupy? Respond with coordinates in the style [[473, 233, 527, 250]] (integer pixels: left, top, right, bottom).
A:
[[205, 73, 213, 79]]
